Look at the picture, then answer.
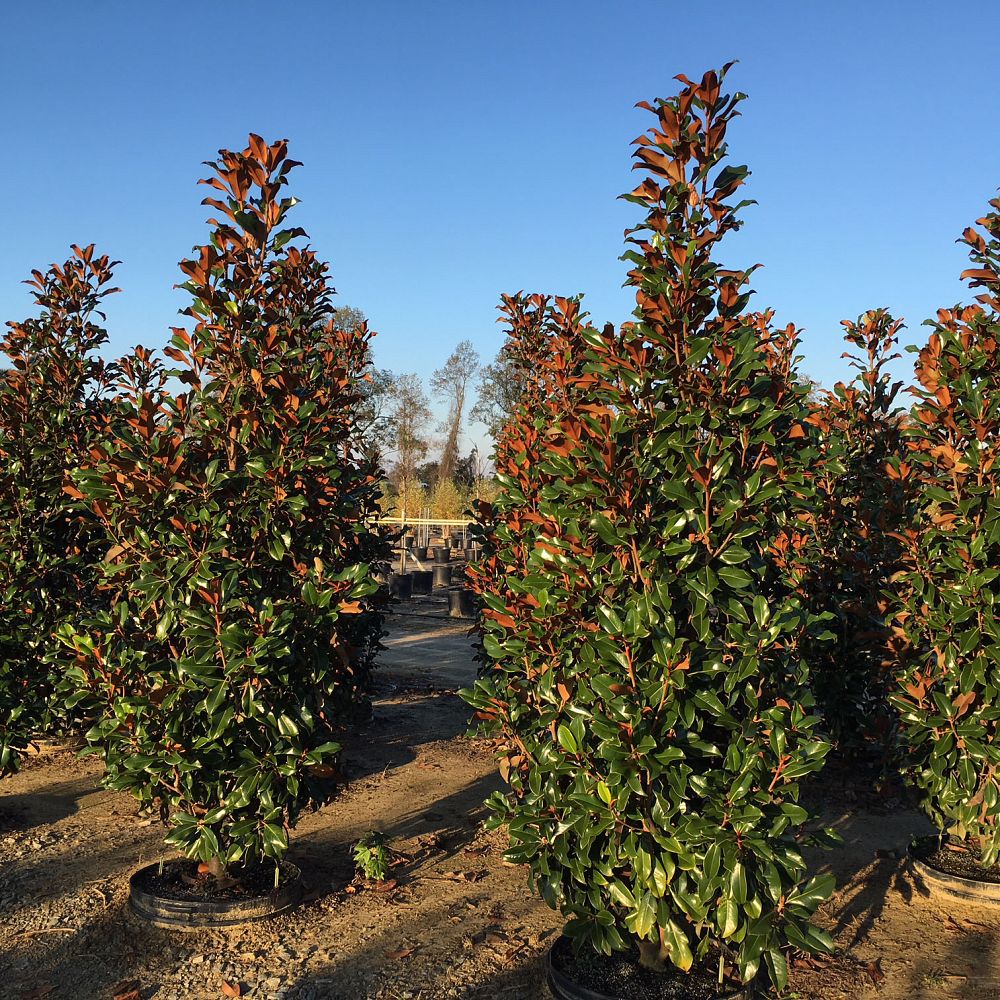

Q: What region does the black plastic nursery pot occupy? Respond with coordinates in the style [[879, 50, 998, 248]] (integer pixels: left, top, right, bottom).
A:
[[432, 564, 452, 589], [411, 569, 433, 595], [908, 835, 1000, 905], [129, 859, 303, 930], [414, 545, 429, 561], [389, 572, 413, 600], [433, 546, 451, 564], [547, 938, 751, 1000], [448, 587, 479, 619]]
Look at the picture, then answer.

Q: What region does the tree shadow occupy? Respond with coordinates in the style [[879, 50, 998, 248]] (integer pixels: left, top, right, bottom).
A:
[[278, 894, 554, 1000], [791, 797, 934, 989], [292, 772, 501, 897], [340, 689, 476, 784], [0, 773, 93, 834], [903, 924, 1000, 999]]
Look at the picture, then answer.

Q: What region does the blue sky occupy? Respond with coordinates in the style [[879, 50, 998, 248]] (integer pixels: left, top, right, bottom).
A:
[[2, 1, 998, 450]]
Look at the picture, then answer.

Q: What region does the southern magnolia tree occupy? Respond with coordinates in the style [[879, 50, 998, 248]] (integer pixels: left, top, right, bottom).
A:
[[463, 68, 834, 990], [60, 136, 389, 872], [0, 246, 118, 774], [806, 311, 909, 751], [890, 199, 1000, 863]]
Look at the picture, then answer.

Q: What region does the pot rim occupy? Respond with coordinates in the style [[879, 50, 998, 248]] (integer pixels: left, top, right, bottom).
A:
[[908, 834, 1000, 900]]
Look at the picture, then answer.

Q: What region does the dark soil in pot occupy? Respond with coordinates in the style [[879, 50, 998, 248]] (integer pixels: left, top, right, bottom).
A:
[[548, 937, 750, 1000], [913, 835, 1000, 883], [909, 834, 1000, 903], [130, 858, 303, 929]]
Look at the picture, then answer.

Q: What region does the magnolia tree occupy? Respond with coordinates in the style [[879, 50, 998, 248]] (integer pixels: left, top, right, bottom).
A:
[[463, 68, 835, 991], [890, 199, 1000, 863], [0, 246, 118, 775], [806, 311, 910, 752], [60, 136, 390, 874]]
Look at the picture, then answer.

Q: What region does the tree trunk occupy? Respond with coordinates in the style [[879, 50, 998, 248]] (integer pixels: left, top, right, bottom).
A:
[[637, 937, 670, 971], [205, 856, 228, 880]]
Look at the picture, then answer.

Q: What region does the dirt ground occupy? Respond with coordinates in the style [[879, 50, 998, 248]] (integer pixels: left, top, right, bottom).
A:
[[2, 599, 1000, 1000]]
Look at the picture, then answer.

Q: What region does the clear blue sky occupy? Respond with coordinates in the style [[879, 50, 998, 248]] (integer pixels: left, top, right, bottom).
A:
[[2, 1, 998, 448]]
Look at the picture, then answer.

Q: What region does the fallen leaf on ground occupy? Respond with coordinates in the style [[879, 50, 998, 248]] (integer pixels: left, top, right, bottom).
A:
[[439, 869, 488, 882], [866, 959, 885, 985], [20, 986, 54, 1000], [221, 981, 243, 998], [386, 947, 415, 960]]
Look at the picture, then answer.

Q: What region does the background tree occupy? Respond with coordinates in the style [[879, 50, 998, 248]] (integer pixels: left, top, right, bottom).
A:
[[355, 365, 396, 466], [391, 479, 428, 520], [415, 458, 440, 490], [386, 373, 432, 491], [0, 245, 119, 775], [471, 343, 529, 440], [805, 311, 910, 756], [430, 477, 464, 521], [327, 306, 396, 466], [431, 339, 479, 482], [332, 304, 367, 333]]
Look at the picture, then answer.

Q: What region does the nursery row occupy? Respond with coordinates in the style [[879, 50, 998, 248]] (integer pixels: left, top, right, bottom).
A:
[[2, 65, 1000, 999]]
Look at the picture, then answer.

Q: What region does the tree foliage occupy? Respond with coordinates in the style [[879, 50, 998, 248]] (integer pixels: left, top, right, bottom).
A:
[[805, 311, 910, 752], [0, 245, 119, 775], [58, 136, 390, 870], [386, 373, 432, 488], [463, 68, 834, 990], [890, 199, 1000, 863]]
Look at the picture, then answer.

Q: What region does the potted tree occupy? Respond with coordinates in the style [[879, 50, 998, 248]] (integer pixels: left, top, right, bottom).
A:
[[59, 134, 390, 926], [463, 67, 836, 997], [804, 310, 910, 764], [890, 197, 1000, 904], [0, 245, 119, 775]]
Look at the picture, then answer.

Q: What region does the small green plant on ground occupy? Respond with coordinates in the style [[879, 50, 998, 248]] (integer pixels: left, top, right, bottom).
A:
[[0, 246, 119, 775], [463, 67, 835, 992], [890, 197, 1000, 864], [59, 135, 390, 878], [353, 830, 393, 881]]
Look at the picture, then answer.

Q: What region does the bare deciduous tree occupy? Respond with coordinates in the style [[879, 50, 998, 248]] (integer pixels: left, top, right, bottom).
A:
[[431, 340, 479, 483]]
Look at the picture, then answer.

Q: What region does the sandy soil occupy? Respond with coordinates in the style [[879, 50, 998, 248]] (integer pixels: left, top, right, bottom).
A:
[[1, 600, 999, 1000]]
